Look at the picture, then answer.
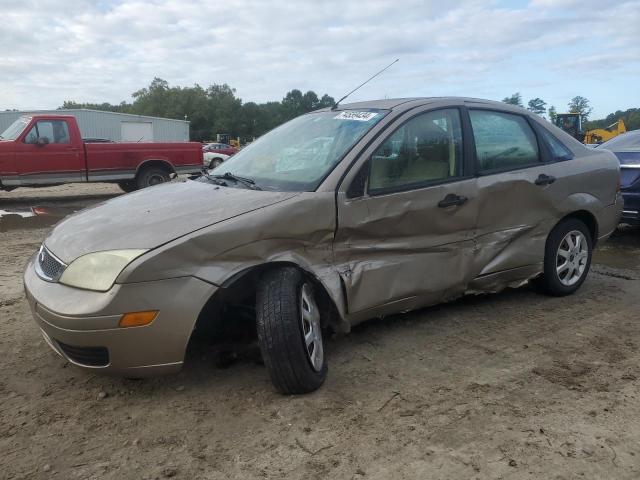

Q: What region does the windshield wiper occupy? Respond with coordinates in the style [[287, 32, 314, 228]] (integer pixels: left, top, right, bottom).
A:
[[211, 172, 262, 190], [199, 168, 229, 186]]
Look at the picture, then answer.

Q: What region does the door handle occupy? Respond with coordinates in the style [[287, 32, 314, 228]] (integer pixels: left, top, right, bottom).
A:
[[438, 193, 468, 208], [535, 174, 556, 186]]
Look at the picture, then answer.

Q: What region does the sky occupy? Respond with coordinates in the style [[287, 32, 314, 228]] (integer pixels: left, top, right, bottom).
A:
[[1, 0, 638, 119]]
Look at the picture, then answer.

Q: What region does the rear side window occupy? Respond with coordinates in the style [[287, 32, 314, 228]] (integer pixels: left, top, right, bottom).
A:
[[540, 128, 573, 161], [470, 110, 540, 172]]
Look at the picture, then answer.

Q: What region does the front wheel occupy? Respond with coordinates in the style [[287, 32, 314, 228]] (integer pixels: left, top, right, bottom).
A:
[[256, 267, 327, 394], [536, 218, 592, 296]]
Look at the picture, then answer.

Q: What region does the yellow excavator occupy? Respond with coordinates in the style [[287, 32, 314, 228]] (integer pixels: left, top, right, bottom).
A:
[[554, 113, 626, 144]]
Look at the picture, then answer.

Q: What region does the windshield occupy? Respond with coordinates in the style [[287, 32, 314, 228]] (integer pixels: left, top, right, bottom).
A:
[[597, 130, 640, 151], [209, 109, 387, 191], [0, 116, 31, 141]]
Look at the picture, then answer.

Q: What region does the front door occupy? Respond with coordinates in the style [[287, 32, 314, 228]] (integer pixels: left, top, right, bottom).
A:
[[14, 118, 84, 185], [334, 107, 479, 318]]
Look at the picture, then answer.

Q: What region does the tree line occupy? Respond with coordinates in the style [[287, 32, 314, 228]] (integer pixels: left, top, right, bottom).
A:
[[55, 80, 639, 141], [61, 77, 335, 142], [501, 92, 640, 131]]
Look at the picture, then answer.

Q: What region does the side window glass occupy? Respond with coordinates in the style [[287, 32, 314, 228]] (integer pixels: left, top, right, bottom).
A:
[[36, 122, 55, 143], [470, 110, 540, 172], [47, 120, 70, 144], [540, 128, 573, 161], [53, 120, 70, 144], [24, 125, 39, 144], [369, 109, 463, 193], [25, 121, 70, 144]]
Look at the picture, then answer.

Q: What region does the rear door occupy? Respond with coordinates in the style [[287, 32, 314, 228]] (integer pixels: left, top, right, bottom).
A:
[[469, 108, 571, 277], [14, 118, 84, 185], [334, 107, 479, 317]]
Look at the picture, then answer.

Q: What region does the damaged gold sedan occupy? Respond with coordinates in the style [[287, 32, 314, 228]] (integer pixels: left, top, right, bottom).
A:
[[24, 97, 622, 394]]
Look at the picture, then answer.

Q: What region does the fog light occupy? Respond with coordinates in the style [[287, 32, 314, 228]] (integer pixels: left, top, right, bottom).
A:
[[119, 310, 158, 328]]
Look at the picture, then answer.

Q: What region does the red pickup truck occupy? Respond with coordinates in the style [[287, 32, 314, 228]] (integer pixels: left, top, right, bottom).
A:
[[0, 115, 203, 192]]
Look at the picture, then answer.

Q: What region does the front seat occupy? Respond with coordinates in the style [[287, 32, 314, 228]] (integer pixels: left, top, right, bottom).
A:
[[406, 123, 450, 182]]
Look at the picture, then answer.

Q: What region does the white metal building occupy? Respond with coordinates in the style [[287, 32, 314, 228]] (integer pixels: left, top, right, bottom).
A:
[[0, 109, 190, 142]]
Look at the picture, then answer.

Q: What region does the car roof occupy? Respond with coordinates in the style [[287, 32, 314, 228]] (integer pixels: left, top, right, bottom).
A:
[[323, 96, 530, 115], [598, 129, 640, 151]]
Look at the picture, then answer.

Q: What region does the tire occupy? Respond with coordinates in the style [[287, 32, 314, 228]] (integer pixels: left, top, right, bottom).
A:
[[536, 218, 593, 296], [256, 267, 327, 394], [210, 157, 224, 169], [117, 181, 137, 193], [136, 166, 170, 189]]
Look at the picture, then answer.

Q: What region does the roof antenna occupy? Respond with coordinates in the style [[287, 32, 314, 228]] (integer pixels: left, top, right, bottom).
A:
[[331, 58, 399, 111]]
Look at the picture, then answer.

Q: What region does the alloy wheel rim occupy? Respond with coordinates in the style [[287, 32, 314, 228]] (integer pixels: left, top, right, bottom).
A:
[[556, 230, 588, 286], [300, 283, 323, 372]]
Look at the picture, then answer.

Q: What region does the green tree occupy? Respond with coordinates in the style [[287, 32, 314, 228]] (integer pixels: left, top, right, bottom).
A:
[[318, 94, 335, 108], [548, 105, 557, 123], [281, 89, 334, 121], [236, 102, 264, 139], [527, 98, 547, 116], [130, 77, 172, 117], [258, 101, 287, 133], [206, 84, 242, 137], [59, 78, 336, 142], [59, 100, 131, 113], [502, 93, 523, 107], [567, 96, 593, 120], [584, 107, 640, 132], [281, 89, 306, 120]]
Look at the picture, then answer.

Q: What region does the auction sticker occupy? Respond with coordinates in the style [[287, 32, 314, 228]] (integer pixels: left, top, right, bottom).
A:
[[334, 111, 379, 121]]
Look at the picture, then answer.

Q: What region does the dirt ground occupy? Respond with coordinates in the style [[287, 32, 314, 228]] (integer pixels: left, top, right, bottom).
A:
[[1, 184, 639, 480]]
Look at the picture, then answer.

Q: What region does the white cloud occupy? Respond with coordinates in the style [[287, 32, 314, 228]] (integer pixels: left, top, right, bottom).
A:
[[0, 0, 638, 115]]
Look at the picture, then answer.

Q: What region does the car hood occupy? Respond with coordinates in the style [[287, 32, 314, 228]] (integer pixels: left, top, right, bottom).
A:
[[44, 180, 298, 263]]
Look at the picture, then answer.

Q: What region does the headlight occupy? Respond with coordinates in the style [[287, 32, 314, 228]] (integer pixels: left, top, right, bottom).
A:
[[59, 249, 148, 292]]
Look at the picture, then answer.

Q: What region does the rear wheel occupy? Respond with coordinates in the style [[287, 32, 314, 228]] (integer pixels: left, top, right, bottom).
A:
[[256, 267, 327, 394], [210, 157, 224, 169], [536, 218, 592, 296], [136, 166, 170, 189]]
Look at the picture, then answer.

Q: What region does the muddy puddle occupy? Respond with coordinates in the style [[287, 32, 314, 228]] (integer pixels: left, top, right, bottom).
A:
[[593, 226, 640, 270], [0, 205, 81, 232]]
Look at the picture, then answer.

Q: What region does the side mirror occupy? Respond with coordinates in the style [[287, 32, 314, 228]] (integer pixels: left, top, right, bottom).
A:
[[36, 137, 50, 146]]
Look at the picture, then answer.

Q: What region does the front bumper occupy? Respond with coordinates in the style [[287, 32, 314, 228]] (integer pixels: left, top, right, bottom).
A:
[[24, 256, 218, 376]]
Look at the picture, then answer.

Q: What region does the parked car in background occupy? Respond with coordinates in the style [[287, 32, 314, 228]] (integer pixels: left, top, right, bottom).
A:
[[203, 142, 238, 168], [0, 115, 203, 192], [597, 130, 640, 225], [24, 98, 622, 395]]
